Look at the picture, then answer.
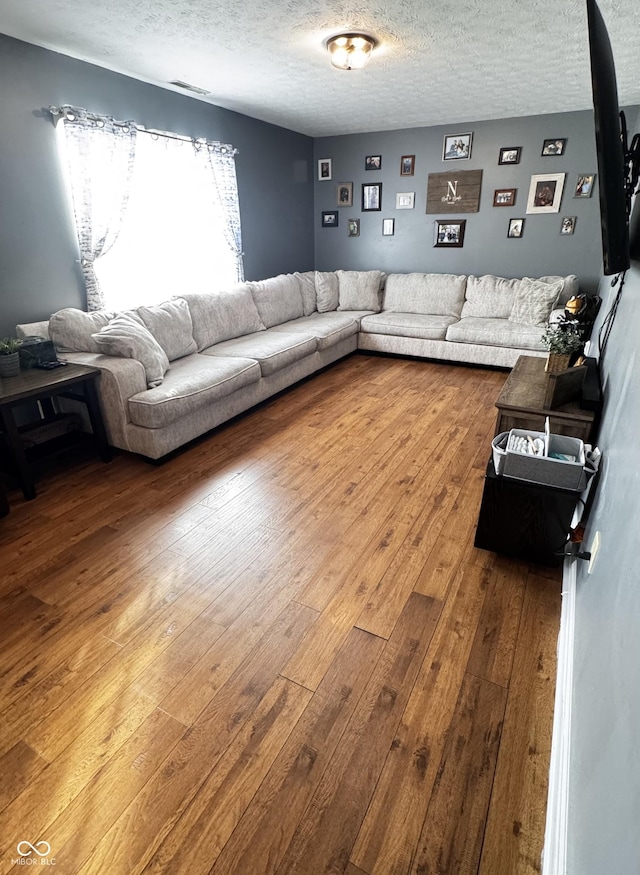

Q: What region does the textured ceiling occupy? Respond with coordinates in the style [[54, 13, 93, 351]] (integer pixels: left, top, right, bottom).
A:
[[1, 0, 639, 136]]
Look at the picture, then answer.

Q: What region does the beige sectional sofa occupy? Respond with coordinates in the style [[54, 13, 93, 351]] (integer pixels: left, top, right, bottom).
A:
[[17, 269, 577, 460]]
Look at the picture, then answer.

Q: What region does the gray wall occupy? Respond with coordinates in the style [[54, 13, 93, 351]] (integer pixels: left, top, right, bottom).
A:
[[567, 108, 640, 873], [314, 111, 605, 292], [0, 34, 314, 336]]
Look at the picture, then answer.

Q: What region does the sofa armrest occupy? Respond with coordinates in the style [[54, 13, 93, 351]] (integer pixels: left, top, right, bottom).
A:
[[59, 352, 147, 451]]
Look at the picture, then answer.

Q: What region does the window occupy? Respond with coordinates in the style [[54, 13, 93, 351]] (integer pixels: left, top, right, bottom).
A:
[[54, 106, 243, 312]]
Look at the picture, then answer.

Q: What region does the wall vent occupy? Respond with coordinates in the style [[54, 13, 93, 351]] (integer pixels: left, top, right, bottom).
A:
[[168, 80, 210, 96]]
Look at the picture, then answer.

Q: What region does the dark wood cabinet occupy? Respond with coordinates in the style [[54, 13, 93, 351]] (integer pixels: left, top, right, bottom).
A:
[[474, 459, 581, 566]]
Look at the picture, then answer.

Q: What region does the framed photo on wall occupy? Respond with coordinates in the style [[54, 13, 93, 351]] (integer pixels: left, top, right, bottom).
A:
[[493, 188, 517, 207], [442, 133, 472, 161], [395, 192, 415, 209], [400, 155, 415, 176], [382, 218, 395, 236], [560, 216, 576, 235], [318, 158, 332, 180], [574, 174, 596, 197], [434, 219, 466, 247], [508, 218, 525, 238], [526, 173, 565, 214], [336, 182, 353, 206], [321, 211, 338, 227], [365, 155, 382, 171], [498, 147, 521, 165], [362, 182, 382, 211], [542, 138, 567, 156], [347, 218, 360, 237]]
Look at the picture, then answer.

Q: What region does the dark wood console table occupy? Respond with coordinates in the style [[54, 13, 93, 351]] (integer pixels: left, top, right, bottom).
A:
[[495, 355, 595, 442], [0, 363, 111, 501]]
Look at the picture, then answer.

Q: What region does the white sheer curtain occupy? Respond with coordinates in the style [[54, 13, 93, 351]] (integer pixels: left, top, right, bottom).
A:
[[53, 106, 243, 312], [54, 106, 137, 311]]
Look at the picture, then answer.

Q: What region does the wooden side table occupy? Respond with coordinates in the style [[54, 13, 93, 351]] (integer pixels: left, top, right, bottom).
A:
[[0, 363, 111, 500], [494, 355, 595, 442]]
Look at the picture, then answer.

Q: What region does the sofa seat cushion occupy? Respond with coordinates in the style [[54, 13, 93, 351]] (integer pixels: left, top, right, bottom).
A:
[[361, 312, 458, 340], [203, 330, 317, 376], [269, 313, 359, 350], [383, 273, 467, 318], [445, 317, 546, 350], [128, 354, 260, 429]]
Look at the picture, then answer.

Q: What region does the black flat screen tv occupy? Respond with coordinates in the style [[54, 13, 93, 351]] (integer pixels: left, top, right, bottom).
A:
[[586, 0, 630, 275]]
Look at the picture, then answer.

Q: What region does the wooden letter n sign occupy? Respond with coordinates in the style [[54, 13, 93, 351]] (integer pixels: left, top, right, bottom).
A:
[[426, 169, 483, 214]]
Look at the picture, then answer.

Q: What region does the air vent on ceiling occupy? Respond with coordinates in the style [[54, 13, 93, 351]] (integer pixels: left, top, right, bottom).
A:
[[169, 80, 210, 96]]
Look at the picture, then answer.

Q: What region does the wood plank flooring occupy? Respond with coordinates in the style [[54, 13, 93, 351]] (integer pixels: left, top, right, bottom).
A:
[[0, 353, 561, 875]]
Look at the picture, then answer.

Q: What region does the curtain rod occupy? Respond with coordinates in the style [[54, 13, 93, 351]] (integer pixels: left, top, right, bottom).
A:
[[48, 105, 238, 154]]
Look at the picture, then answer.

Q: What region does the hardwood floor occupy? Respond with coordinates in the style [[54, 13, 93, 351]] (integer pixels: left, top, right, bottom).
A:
[[0, 354, 561, 875]]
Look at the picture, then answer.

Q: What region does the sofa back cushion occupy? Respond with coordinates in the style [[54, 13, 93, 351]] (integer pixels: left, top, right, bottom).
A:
[[249, 274, 305, 327], [315, 271, 339, 312], [136, 298, 197, 361], [383, 273, 467, 318], [337, 270, 383, 312], [49, 308, 117, 353], [180, 285, 264, 351], [538, 275, 579, 306], [91, 312, 170, 388], [461, 275, 520, 319], [294, 271, 317, 316]]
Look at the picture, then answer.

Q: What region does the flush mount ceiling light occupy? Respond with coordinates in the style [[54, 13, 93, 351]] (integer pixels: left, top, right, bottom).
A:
[[326, 33, 377, 70]]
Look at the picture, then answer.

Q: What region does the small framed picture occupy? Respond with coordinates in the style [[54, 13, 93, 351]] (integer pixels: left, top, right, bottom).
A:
[[321, 211, 338, 227], [400, 155, 415, 176], [442, 133, 472, 161], [365, 155, 382, 171], [498, 147, 521, 165], [434, 219, 466, 248], [507, 218, 525, 238], [318, 158, 332, 180], [362, 182, 382, 211], [395, 192, 415, 210], [493, 188, 517, 207], [347, 218, 360, 237], [542, 138, 567, 156], [526, 173, 566, 214], [574, 174, 596, 198], [336, 182, 353, 207], [560, 216, 576, 235], [382, 218, 395, 236]]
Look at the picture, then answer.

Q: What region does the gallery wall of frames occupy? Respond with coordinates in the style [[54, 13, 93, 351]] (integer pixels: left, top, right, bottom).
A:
[[313, 108, 614, 293]]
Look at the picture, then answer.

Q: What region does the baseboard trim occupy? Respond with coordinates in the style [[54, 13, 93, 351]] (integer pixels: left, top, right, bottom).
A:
[[542, 558, 577, 875]]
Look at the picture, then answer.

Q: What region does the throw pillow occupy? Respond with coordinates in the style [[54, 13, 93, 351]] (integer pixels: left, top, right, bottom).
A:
[[91, 312, 170, 388], [136, 298, 197, 361], [315, 271, 339, 312], [336, 270, 383, 312], [294, 271, 317, 315], [49, 308, 116, 353], [509, 278, 565, 326]]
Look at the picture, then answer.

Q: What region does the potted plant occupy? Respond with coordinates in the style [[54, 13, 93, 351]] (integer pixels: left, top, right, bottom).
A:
[[541, 321, 584, 373], [0, 337, 23, 377]]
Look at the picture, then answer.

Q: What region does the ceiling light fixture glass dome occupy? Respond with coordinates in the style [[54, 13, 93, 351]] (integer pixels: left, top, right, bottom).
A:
[[326, 33, 376, 70]]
